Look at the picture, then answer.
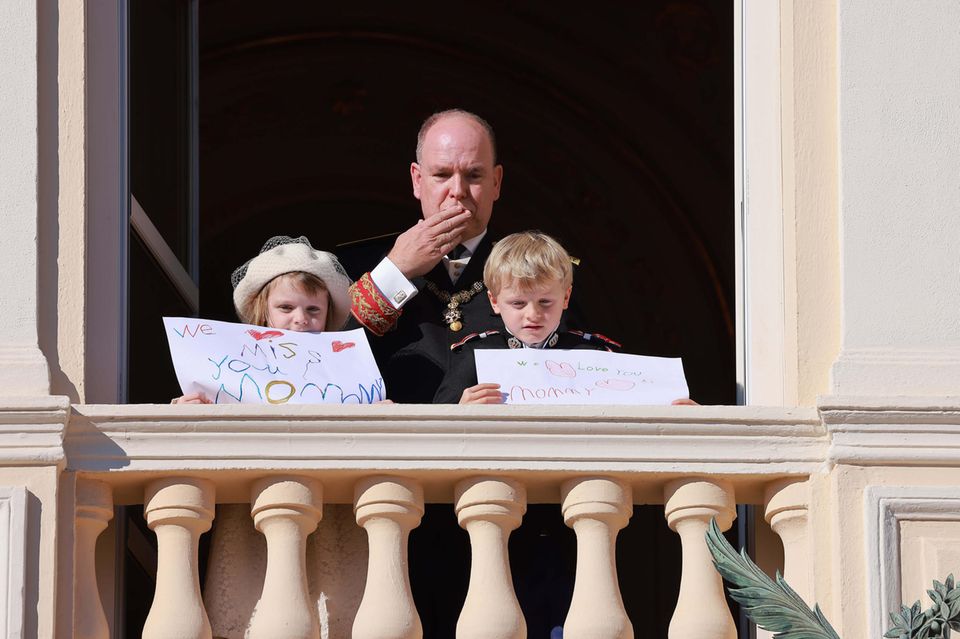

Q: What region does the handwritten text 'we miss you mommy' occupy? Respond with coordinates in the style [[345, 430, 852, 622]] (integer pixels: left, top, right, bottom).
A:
[[164, 319, 385, 405]]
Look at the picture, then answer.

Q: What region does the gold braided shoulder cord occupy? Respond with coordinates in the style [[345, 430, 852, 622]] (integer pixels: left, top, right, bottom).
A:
[[423, 280, 485, 332]]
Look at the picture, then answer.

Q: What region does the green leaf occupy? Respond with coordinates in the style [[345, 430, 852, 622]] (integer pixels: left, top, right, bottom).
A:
[[705, 519, 841, 639], [948, 596, 960, 619]]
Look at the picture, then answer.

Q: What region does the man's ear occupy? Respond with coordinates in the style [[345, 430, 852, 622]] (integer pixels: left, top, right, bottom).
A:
[[492, 164, 503, 201], [488, 290, 501, 315], [411, 162, 422, 200], [563, 286, 572, 310]]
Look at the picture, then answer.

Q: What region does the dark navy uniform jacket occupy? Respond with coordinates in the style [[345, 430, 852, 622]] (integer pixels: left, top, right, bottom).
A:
[[433, 327, 620, 404]]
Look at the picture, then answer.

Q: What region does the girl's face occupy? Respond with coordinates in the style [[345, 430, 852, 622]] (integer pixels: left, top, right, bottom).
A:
[[265, 277, 329, 332]]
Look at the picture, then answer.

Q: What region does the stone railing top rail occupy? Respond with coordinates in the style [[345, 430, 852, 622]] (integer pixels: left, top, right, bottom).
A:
[[5, 396, 960, 502], [61, 402, 825, 504]]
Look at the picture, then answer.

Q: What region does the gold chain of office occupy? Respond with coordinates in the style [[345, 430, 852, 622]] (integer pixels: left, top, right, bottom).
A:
[[423, 279, 485, 332]]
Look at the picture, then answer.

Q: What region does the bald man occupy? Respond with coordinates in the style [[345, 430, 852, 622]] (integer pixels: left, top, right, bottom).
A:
[[349, 109, 505, 403]]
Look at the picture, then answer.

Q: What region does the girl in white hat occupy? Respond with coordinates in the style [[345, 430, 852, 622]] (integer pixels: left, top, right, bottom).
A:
[[173, 235, 352, 404]]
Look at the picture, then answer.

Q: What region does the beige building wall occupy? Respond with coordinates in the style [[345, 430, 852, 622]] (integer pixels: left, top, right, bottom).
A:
[[783, 0, 841, 406], [831, 0, 960, 396]]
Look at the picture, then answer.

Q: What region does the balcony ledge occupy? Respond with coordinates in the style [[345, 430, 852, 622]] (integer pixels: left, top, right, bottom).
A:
[[820, 395, 960, 466], [5, 396, 960, 502], [0, 396, 69, 466], [61, 403, 825, 503]]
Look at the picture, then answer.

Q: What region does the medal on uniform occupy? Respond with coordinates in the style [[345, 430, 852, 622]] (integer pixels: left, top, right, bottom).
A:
[[444, 301, 464, 333], [426, 280, 485, 332]]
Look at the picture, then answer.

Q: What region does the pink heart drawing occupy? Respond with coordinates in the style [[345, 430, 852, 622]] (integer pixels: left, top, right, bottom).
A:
[[595, 379, 636, 391], [545, 360, 576, 378], [331, 340, 356, 353], [247, 329, 284, 341]]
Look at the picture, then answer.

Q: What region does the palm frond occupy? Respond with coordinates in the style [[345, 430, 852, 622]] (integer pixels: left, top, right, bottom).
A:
[[705, 518, 841, 639]]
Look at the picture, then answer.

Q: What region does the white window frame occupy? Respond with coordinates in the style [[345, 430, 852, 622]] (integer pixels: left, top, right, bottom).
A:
[[86, 0, 200, 404], [736, 0, 794, 406]]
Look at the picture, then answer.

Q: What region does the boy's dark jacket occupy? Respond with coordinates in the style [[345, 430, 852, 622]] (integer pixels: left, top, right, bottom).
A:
[[433, 327, 621, 404]]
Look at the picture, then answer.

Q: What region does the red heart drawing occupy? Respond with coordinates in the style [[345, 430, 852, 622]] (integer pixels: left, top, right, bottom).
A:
[[545, 360, 576, 378], [247, 329, 284, 341], [595, 379, 636, 391], [332, 340, 356, 353]]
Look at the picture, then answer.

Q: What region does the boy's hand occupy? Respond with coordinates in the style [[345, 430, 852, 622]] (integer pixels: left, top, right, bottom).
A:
[[171, 392, 212, 405], [671, 398, 699, 405], [459, 383, 505, 404]]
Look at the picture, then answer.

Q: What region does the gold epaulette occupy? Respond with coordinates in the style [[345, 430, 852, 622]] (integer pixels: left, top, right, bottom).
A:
[[350, 272, 401, 336], [451, 330, 501, 351]]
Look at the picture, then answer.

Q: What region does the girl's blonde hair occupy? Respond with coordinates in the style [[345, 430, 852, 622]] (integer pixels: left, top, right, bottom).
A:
[[483, 231, 573, 295], [244, 272, 332, 327]]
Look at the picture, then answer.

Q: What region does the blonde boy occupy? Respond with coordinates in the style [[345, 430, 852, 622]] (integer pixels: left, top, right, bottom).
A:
[[433, 231, 620, 404]]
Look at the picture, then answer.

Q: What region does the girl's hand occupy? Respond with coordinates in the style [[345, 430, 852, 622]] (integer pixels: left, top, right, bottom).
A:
[[375, 399, 395, 404], [171, 392, 212, 405], [460, 383, 505, 404], [671, 398, 699, 406]]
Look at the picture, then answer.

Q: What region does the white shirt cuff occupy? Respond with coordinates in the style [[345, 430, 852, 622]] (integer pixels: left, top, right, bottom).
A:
[[370, 258, 419, 309]]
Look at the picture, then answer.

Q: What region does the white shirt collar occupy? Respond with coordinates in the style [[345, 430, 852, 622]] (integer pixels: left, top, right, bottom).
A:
[[459, 229, 487, 257]]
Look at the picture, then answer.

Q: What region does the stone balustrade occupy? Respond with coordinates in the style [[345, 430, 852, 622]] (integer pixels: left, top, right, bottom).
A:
[[68, 469, 812, 639], [60, 403, 826, 639]]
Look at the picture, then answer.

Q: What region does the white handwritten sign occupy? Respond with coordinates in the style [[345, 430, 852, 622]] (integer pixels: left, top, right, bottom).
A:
[[474, 349, 688, 405], [163, 318, 385, 404]]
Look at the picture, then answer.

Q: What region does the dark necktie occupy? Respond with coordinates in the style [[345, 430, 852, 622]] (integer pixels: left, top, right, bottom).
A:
[[445, 244, 470, 283], [447, 244, 469, 260]]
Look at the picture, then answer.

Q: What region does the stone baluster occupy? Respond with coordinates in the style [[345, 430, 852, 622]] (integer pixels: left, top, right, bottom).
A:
[[353, 476, 425, 639], [664, 478, 736, 639], [142, 477, 215, 639], [561, 477, 634, 639], [75, 479, 113, 639], [455, 477, 526, 639], [247, 476, 323, 639], [764, 478, 811, 601]]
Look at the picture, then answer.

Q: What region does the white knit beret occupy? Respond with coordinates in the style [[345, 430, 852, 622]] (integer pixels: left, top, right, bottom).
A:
[[231, 236, 352, 329]]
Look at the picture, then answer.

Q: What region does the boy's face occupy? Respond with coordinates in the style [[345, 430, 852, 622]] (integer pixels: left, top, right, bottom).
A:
[[488, 278, 571, 345]]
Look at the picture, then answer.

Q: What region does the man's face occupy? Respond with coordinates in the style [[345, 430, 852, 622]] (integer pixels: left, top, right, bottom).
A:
[[411, 115, 503, 239], [489, 278, 571, 346]]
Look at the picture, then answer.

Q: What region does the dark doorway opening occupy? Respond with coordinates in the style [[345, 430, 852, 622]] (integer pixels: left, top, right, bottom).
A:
[[197, 0, 735, 405]]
